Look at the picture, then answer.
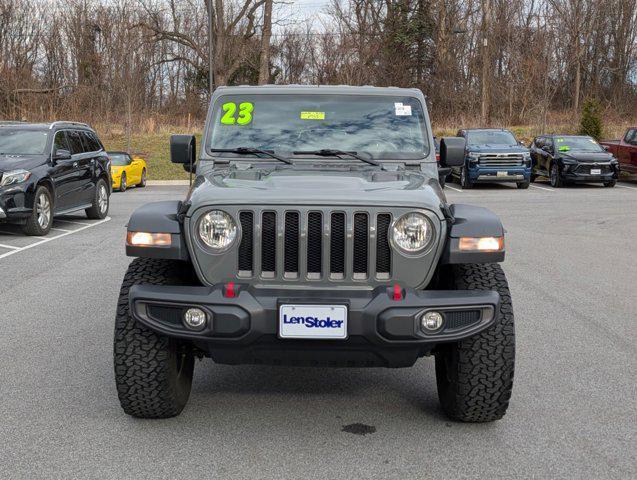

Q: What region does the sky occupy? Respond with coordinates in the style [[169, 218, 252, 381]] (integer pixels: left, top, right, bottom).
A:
[[274, 0, 333, 31]]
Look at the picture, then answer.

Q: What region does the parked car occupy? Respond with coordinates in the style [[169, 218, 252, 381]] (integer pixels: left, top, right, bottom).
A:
[[530, 135, 619, 188], [108, 151, 147, 191], [0, 121, 111, 235], [600, 128, 637, 174], [452, 128, 531, 189], [114, 85, 515, 423]]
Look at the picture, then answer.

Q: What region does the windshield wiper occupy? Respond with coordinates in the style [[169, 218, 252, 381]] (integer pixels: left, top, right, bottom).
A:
[[292, 149, 382, 168], [211, 147, 293, 165]]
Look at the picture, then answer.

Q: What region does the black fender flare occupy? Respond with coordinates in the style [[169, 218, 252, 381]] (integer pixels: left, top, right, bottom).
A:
[[126, 201, 189, 260], [441, 204, 505, 264]]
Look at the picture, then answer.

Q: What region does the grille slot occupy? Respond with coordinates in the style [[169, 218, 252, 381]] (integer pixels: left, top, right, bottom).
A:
[[284, 212, 299, 276], [238, 212, 254, 274], [307, 212, 323, 277], [261, 211, 276, 276], [376, 214, 391, 277], [477, 154, 523, 167], [330, 212, 346, 278], [353, 213, 368, 278]]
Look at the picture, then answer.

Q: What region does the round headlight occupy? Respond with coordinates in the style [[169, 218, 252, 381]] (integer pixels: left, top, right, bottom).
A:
[[198, 210, 238, 250], [392, 212, 434, 254]]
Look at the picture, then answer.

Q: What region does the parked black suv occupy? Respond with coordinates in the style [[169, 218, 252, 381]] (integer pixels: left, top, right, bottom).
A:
[[530, 134, 620, 187], [0, 121, 111, 235]]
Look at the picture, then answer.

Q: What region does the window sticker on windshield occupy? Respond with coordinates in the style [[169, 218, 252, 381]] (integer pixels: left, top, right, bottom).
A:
[[556, 138, 564, 142], [300, 111, 325, 120], [394, 102, 412, 116], [558, 145, 571, 152], [220, 102, 253, 125]]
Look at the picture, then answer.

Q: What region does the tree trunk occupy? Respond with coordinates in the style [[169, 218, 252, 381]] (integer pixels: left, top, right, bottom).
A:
[[258, 0, 273, 85]]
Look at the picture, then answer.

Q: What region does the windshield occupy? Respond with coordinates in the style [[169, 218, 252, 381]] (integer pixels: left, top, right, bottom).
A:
[[466, 130, 517, 146], [0, 129, 48, 155], [208, 94, 430, 160], [555, 136, 605, 153], [109, 154, 131, 166]]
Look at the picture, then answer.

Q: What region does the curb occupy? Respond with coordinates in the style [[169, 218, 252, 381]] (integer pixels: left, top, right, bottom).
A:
[[147, 180, 190, 185]]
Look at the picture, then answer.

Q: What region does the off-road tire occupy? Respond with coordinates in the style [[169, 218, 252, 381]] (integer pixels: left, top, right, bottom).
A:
[[460, 167, 473, 189], [86, 178, 109, 219], [114, 258, 198, 418], [119, 172, 127, 192], [603, 179, 616, 188], [516, 181, 530, 189], [435, 263, 515, 422], [22, 185, 53, 236]]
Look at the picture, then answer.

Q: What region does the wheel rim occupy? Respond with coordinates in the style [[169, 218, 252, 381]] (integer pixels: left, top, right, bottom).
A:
[[461, 168, 466, 185], [141, 171, 146, 185], [98, 184, 108, 214], [36, 193, 51, 228], [121, 175, 126, 190], [550, 165, 557, 185]]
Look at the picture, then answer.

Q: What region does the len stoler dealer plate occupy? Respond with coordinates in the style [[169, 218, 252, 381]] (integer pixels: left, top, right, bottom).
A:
[[279, 304, 348, 340]]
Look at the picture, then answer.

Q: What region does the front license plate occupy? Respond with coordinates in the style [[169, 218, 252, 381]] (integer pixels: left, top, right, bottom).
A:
[[590, 168, 601, 175], [497, 171, 508, 177], [279, 304, 348, 339]]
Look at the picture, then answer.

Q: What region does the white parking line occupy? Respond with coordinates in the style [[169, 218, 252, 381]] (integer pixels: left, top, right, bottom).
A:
[[445, 185, 463, 192], [0, 217, 111, 261], [0, 243, 20, 250], [529, 184, 555, 192], [616, 184, 637, 189], [50, 227, 72, 233], [54, 219, 91, 226]]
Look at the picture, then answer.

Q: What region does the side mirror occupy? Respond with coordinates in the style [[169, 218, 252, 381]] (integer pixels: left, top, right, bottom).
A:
[[170, 134, 196, 165], [53, 149, 72, 161], [602, 145, 609, 152], [439, 137, 466, 167], [541, 145, 551, 152]]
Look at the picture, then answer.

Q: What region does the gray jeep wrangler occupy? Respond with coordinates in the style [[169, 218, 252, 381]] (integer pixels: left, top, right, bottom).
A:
[[114, 85, 514, 422]]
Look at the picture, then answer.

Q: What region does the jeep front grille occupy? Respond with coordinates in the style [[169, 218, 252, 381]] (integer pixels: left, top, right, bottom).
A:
[[477, 153, 524, 167], [236, 208, 392, 281]]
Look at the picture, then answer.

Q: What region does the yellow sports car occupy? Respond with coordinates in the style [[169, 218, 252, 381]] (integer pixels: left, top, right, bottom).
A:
[[108, 151, 147, 191]]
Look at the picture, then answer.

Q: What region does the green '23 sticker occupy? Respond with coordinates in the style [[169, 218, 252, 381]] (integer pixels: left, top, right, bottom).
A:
[[220, 102, 253, 125]]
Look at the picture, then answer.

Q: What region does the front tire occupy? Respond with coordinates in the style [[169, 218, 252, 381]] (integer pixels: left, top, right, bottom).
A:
[[86, 178, 109, 219], [22, 185, 53, 236], [604, 179, 616, 188], [119, 172, 127, 192], [435, 263, 515, 422], [114, 258, 197, 418], [460, 167, 473, 189], [549, 163, 563, 188], [516, 181, 530, 189]]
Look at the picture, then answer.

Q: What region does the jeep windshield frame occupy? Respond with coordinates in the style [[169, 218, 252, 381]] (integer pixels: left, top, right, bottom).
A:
[[205, 93, 431, 162]]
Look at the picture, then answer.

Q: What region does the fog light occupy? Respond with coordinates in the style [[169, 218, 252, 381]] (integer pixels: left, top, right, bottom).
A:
[[420, 311, 444, 332], [183, 308, 207, 330]]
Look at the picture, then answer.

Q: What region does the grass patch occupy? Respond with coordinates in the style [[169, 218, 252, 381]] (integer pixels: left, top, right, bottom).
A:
[[100, 128, 202, 180]]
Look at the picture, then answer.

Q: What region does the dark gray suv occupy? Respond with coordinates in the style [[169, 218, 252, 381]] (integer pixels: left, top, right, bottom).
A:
[[114, 85, 515, 423]]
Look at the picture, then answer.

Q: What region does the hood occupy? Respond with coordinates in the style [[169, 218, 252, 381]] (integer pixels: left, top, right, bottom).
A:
[[187, 167, 445, 215], [558, 151, 614, 162], [0, 154, 46, 173], [467, 144, 529, 154]]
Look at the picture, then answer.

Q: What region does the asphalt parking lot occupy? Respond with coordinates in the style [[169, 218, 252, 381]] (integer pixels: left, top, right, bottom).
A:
[[1, 180, 636, 479]]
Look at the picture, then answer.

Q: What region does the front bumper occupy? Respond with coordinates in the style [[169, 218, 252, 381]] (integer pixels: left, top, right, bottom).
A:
[[129, 284, 500, 367], [0, 184, 33, 223], [469, 166, 530, 183]]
